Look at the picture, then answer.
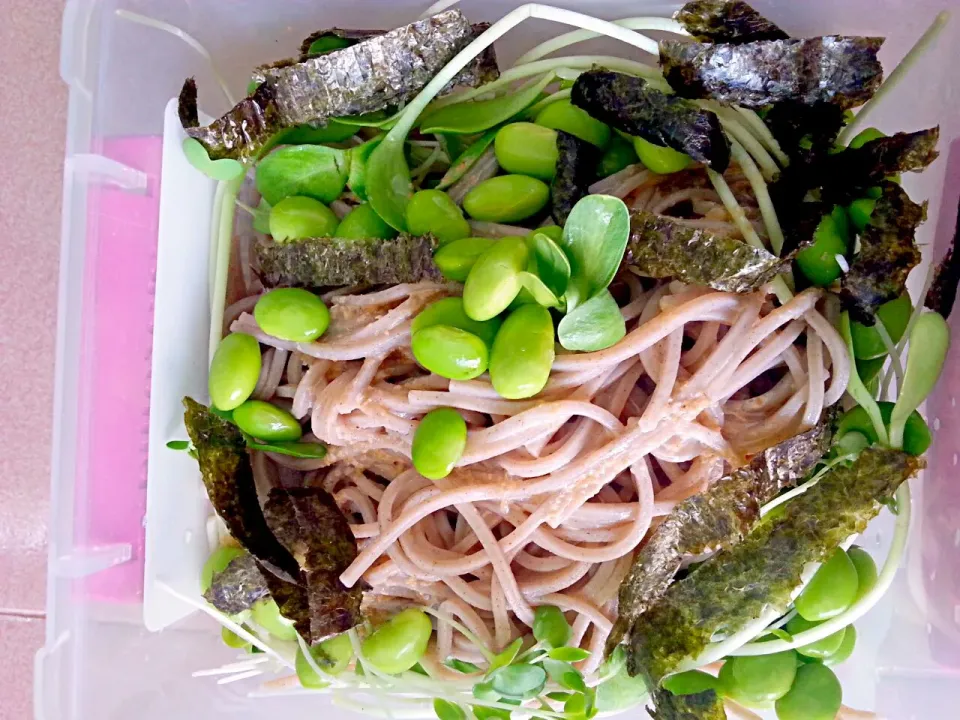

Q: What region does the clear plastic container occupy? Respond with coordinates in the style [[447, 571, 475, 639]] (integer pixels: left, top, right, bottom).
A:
[[42, 1, 960, 718]]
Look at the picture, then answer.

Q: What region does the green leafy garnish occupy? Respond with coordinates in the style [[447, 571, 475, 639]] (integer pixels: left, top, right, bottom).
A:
[[446, 658, 483, 674], [557, 289, 626, 352], [547, 647, 591, 663], [419, 74, 555, 135], [166, 439, 191, 451], [436, 129, 498, 190], [543, 659, 586, 693], [255, 145, 350, 206], [182, 137, 245, 182], [529, 232, 572, 300], [434, 699, 467, 720], [488, 664, 547, 700], [245, 438, 328, 459], [533, 605, 571, 649], [559, 194, 630, 311], [486, 638, 524, 676]]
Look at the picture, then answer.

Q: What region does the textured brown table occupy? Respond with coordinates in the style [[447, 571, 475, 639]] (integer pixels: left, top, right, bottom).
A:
[[0, 1, 66, 718]]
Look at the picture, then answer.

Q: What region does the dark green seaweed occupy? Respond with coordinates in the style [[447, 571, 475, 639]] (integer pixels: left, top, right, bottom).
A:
[[204, 552, 270, 615], [676, 0, 787, 43], [624, 447, 922, 681], [659, 36, 884, 110], [256, 234, 442, 288], [552, 130, 600, 226], [610, 418, 833, 650], [624, 211, 786, 292], [841, 183, 926, 324], [926, 196, 960, 318], [650, 688, 727, 720], [263, 488, 364, 640], [571, 71, 730, 171]]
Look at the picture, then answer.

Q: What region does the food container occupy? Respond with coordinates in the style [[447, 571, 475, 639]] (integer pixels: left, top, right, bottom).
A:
[[41, 1, 960, 718]]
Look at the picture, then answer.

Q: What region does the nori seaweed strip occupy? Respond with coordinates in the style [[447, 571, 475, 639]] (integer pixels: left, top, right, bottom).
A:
[[571, 71, 730, 171], [204, 553, 270, 615], [256, 234, 442, 288], [552, 131, 600, 226], [625, 447, 922, 681], [675, 0, 788, 44], [263, 488, 364, 641], [624, 212, 786, 292], [659, 36, 884, 110], [610, 418, 833, 650], [840, 183, 926, 324], [926, 195, 960, 318], [186, 10, 480, 161], [650, 688, 727, 720]]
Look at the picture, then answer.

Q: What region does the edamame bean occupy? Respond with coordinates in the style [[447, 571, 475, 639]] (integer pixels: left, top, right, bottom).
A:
[[847, 546, 878, 603], [847, 197, 877, 233], [785, 615, 846, 659], [848, 127, 886, 149], [336, 203, 399, 240], [200, 546, 246, 594], [597, 133, 639, 178], [209, 333, 262, 411], [489, 305, 555, 399], [433, 237, 496, 282], [222, 626, 250, 649], [412, 325, 488, 380], [254, 288, 331, 343], [462, 236, 529, 321], [632, 136, 692, 175], [823, 626, 857, 667], [412, 407, 468, 479], [269, 196, 339, 242], [463, 176, 551, 224], [412, 297, 502, 347], [795, 548, 859, 622], [850, 294, 911, 360], [795, 208, 849, 286], [774, 663, 842, 720], [233, 400, 303, 442], [535, 100, 611, 149], [494, 122, 560, 180], [251, 597, 298, 641], [405, 189, 471, 245], [718, 651, 797, 706], [296, 632, 353, 688], [836, 402, 932, 456], [361, 608, 433, 674]]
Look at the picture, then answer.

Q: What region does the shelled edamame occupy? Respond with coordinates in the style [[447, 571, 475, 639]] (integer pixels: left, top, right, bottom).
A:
[[361, 608, 433, 674]]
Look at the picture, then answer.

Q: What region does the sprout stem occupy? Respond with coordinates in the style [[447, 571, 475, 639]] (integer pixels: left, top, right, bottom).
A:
[[514, 17, 687, 65]]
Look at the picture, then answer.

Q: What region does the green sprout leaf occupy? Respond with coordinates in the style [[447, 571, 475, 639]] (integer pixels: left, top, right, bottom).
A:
[[557, 289, 626, 352], [472, 706, 511, 720], [473, 680, 500, 702], [419, 73, 555, 135], [559, 194, 630, 311], [367, 137, 414, 232], [660, 670, 723, 696], [446, 659, 483, 674], [533, 605, 571, 649], [488, 664, 547, 700], [542, 659, 586, 693], [434, 699, 467, 720], [529, 232, 572, 299], [890, 311, 950, 449], [519, 272, 563, 308], [166, 440, 191, 451], [487, 638, 524, 677], [563, 687, 597, 720], [244, 437, 328, 459], [547, 647, 591, 663], [182, 138, 246, 182]]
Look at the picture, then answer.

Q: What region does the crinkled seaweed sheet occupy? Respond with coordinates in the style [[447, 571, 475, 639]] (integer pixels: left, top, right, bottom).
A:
[[675, 0, 788, 44]]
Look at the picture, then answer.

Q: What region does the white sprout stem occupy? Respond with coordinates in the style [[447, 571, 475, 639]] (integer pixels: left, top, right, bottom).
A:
[[209, 177, 243, 362], [733, 106, 791, 167], [207, 181, 228, 304], [729, 139, 786, 254], [839, 11, 950, 144], [513, 16, 686, 65], [875, 317, 905, 396], [115, 10, 236, 106], [711, 106, 781, 181], [419, 605, 496, 662], [706, 169, 765, 250], [524, 88, 573, 117], [770, 276, 794, 304], [412, 145, 445, 182]]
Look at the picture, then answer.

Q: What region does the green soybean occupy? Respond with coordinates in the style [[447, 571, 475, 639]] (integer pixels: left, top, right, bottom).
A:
[[412, 407, 468, 479], [233, 400, 303, 442], [850, 294, 912, 359], [774, 663, 842, 720], [269, 196, 339, 242], [256, 144, 348, 206], [847, 546, 879, 603], [251, 597, 297, 641], [785, 615, 846, 659], [836, 401, 932, 456], [336, 203, 399, 240], [412, 325, 488, 380], [200, 546, 246, 594], [847, 196, 877, 233], [489, 305, 555, 399], [361, 608, 433, 674], [494, 122, 560, 180], [823, 626, 857, 667], [296, 632, 353, 688], [718, 651, 797, 706], [795, 208, 849, 286], [254, 288, 330, 342], [632, 136, 692, 175], [463, 175, 550, 224], [405, 189, 471, 245], [597, 133, 639, 178], [433, 237, 496, 282], [848, 127, 886, 149], [209, 333, 262, 411], [535, 100, 611, 149], [463, 236, 529, 321], [795, 548, 859, 622], [412, 297, 502, 347]]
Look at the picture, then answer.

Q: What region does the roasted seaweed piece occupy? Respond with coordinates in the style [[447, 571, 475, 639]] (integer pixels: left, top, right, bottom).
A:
[[610, 418, 832, 650], [185, 10, 480, 161], [625, 447, 922, 681], [571, 71, 730, 171], [764, 102, 845, 159], [659, 36, 884, 110], [676, 0, 787, 44], [840, 183, 926, 324], [926, 196, 960, 318], [552, 131, 600, 226], [650, 688, 726, 720], [624, 212, 786, 292], [204, 552, 270, 615], [264, 488, 364, 641], [256, 234, 442, 288]]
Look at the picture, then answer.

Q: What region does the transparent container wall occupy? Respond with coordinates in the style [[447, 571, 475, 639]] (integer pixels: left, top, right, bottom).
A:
[[44, 1, 960, 718]]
